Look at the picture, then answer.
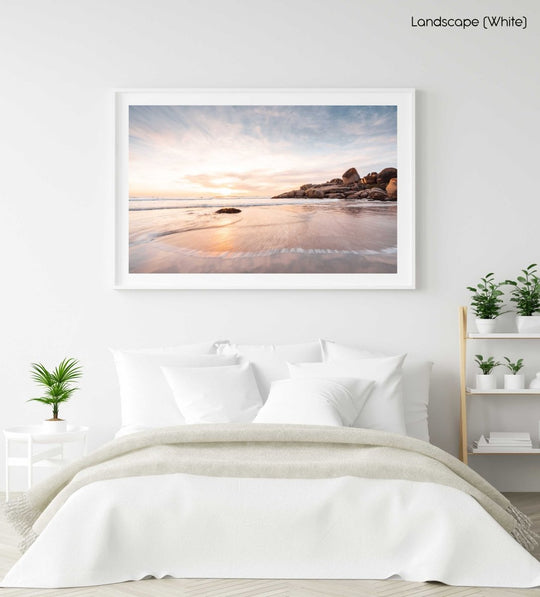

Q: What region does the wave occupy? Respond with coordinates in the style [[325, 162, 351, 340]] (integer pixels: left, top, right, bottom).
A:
[[129, 199, 344, 211], [152, 245, 398, 260], [130, 196, 270, 202], [131, 216, 241, 246]]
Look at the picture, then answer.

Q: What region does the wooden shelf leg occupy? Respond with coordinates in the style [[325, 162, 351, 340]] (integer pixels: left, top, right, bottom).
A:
[[459, 306, 469, 464]]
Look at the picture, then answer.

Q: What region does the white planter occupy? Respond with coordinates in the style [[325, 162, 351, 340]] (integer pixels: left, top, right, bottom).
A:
[[504, 374, 525, 390], [517, 315, 540, 334], [476, 374, 497, 391], [42, 419, 67, 434], [476, 318, 497, 334]]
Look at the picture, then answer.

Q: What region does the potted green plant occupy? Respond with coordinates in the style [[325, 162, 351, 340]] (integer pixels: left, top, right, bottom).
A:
[[474, 354, 500, 390], [28, 357, 82, 432], [504, 264, 540, 333], [467, 273, 506, 333], [503, 357, 525, 390]]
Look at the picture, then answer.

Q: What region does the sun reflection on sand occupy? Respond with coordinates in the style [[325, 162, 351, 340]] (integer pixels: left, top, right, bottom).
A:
[[210, 217, 238, 252]]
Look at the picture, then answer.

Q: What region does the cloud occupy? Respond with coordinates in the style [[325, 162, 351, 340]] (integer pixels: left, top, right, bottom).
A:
[[128, 105, 397, 197]]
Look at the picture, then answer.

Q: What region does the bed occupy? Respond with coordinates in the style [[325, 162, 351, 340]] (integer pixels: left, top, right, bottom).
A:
[[3, 340, 540, 589]]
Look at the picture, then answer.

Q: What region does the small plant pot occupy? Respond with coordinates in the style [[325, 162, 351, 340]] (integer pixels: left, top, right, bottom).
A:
[[516, 315, 540, 334], [476, 319, 497, 334], [42, 419, 67, 433], [476, 374, 497, 391], [504, 374, 525, 391]]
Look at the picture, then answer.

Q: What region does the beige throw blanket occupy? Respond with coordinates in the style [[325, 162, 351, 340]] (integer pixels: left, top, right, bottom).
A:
[[6, 424, 537, 553]]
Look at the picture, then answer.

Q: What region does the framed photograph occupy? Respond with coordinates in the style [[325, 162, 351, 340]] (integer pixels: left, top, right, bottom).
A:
[[115, 88, 415, 289]]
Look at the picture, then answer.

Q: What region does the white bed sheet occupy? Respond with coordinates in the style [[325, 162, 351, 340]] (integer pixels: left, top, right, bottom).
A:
[[3, 473, 540, 588]]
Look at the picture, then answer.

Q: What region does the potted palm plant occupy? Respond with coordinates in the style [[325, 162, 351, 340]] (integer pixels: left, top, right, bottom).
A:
[[467, 273, 506, 333], [503, 357, 525, 390], [474, 354, 500, 390], [28, 357, 82, 432], [504, 264, 540, 333]]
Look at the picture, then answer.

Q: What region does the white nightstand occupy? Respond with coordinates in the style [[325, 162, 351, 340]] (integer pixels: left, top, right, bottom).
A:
[[4, 425, 88, 501]]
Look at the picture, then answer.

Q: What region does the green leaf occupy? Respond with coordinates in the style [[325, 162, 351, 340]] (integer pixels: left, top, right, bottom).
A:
[[27, 397, 55, 405], [30, 363, 54, 387], [52, 358, 82, 385]]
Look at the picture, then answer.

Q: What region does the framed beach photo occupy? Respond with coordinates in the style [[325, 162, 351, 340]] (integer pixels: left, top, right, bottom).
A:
[[114, 88, 415, 289]]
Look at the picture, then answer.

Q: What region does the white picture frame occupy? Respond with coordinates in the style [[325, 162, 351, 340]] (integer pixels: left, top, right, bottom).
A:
[[115, 88, 415, 289]]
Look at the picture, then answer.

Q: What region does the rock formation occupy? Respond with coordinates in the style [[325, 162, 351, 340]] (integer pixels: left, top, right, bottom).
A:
[[377, 167, 397, 186], [272, 166, 397, 201], [342, 168, 360, 186], [386, 178, 397, 200], [215, 207, 241, 214], [361, 172, 378, 185]]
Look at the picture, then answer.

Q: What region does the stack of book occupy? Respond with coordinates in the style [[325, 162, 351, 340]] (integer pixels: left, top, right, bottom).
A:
[[473, 432, 534, 453]]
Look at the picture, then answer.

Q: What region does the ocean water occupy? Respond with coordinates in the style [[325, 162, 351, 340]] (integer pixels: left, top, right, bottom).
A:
[[128, 197, 397, 274]]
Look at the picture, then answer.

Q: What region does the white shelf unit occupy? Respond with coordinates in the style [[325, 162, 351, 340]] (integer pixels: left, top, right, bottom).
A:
[[459, 307, 540, 464], [472, 448, 540, 454], [468, 333, 540, 339], [467, 388, 540, 396]]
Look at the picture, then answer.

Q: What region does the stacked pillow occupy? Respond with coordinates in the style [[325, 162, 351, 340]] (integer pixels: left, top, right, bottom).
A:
[[111, 338, 432, 441], [216, 341, 323, 398], [319, 339, 433, 441], [288, 353, 407, 434], [253, 377, 374, 427], [162, 360, 263, 424], [111, 342, 240, 433]]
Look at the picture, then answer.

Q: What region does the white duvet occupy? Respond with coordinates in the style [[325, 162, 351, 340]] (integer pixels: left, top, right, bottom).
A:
[[3, 473, 540, 588]]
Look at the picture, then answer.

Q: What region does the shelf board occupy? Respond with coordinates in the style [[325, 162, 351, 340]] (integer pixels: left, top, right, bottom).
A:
[[467, 333, 540, 339], [469, 449, 540, 455], [467, 388, 540, 395]]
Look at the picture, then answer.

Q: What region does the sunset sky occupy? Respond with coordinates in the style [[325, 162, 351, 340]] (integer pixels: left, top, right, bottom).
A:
[[129, 105, 397, 198]]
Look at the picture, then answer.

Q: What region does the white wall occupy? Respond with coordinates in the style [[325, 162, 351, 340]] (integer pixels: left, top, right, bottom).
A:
[[1, 0, 539, 491]]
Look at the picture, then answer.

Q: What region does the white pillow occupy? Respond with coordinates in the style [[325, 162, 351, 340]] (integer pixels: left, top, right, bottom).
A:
[[121, 341, 222, 355], [253, 377, 374, 427], [111, 348, 237, 429], [216, 341, 322, 399], [288, 354, 407, 435], [162, 360, 263, 424], [320, 339, 433, 442]]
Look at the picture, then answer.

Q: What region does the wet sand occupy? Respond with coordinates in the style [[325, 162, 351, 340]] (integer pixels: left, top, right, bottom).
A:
[[129, 200, 397, 274]]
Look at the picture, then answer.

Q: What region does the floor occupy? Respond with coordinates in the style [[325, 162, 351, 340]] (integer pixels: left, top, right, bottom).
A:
[[1, 493, 540, 596]]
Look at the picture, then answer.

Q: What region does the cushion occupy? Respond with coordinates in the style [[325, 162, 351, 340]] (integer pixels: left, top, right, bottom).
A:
[[123, 341, 222, 355], [253, 377, 374, 426], [320, 339, 433, 441], [216, 341, 322, 399], [288, 354, 407, 435], [162, 360, 263, 424], [111, 348, 237, 429]]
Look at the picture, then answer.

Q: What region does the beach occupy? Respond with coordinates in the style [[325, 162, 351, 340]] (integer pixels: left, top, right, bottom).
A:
[[129, 197, 397, 274]]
